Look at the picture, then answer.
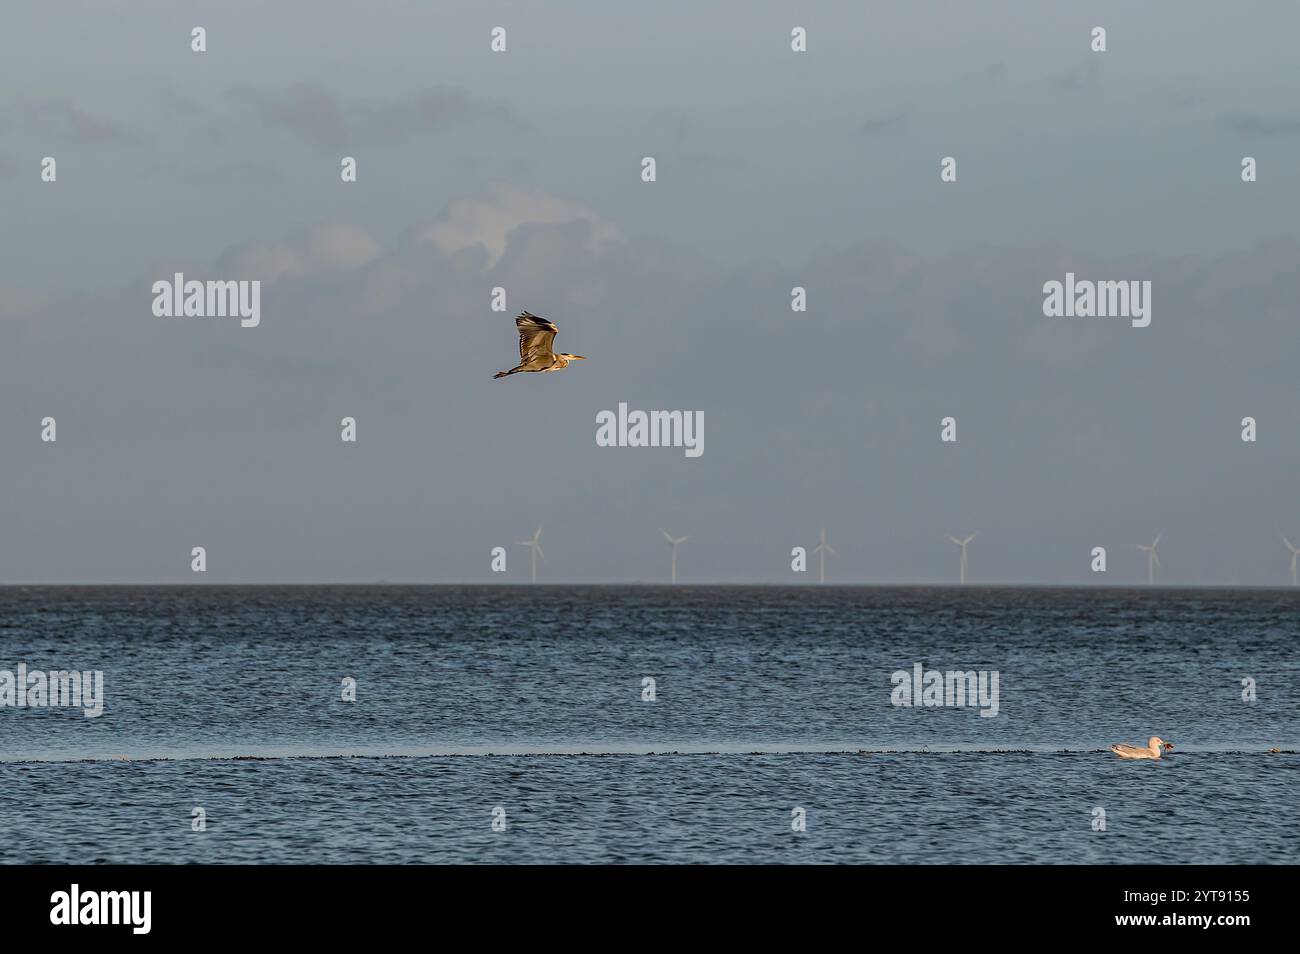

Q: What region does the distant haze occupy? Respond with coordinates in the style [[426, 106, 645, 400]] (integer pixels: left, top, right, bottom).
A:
[[1, 1, 1298, 584]]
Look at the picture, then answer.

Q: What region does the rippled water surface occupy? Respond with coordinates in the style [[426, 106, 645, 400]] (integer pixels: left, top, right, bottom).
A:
[[0, 586, 1296, 863]]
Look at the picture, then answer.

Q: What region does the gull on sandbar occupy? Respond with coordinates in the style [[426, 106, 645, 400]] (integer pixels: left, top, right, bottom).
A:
[[1109, 736, 1173, 760]]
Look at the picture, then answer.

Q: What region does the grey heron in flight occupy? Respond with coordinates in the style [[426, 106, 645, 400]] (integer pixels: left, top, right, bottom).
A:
[[493, 312, 587, 379]]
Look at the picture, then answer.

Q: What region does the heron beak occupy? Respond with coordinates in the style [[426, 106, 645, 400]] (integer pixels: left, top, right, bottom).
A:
[[572, 355, 587, 361]]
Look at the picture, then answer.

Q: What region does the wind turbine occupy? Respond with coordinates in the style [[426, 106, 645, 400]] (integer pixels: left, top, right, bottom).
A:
[[1283, 536, 1299, 586], [662, 530, 688, 584], [947, 533, 976, 584], [517, 526, 544, 583], [811, 528, 836, 584], [1136, 532, 1161, 585]]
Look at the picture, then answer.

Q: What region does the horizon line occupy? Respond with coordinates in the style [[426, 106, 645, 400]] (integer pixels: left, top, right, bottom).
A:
[[0, 582, 1296, 591]]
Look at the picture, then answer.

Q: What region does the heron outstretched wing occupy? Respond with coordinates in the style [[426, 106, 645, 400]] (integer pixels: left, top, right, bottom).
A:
[[517, 311, 558, 363]]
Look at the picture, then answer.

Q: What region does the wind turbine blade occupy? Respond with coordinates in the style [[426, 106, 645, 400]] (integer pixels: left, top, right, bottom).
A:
[[1152, 551, 1160, 568], [947, 536, 962, 545], [533, 527, 543, 543], [534, 544, 544, 560], [1153, 532, 1161, 548], [964, 534, 977, 545], [825, 546, 837, 556], [677, 536, 688, 545], [1283, 536, 1297, 553], [662, 530, 674, 543]]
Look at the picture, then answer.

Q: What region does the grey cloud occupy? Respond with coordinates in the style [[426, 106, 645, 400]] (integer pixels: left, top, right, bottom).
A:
[[647, 113, 753, 172], [1049, 60, 1101, 94], [227, 83, 523, 148], [961, 62, 1005, 86], [6, 99, 134, 145], [367, 87, 521, 140], [160, 89, 211, 118], [1218, 112, 1300, 136], [143, 157, 289, 186], [228, 84, 347, 148], [1163, 88, 1207, 112], [859, 112, 909, 135]]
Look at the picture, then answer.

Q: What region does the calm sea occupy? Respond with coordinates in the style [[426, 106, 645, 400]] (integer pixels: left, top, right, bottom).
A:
[[0, 586, 1296, 863]]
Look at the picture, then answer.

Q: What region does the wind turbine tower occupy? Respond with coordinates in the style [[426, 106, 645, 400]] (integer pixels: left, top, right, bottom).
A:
[[948, 533, 976, 584], [1137, 532, 1161, 586], [517, 527, 544, 584], [662, 530, 688, 584], [812, 528, 836, 584]]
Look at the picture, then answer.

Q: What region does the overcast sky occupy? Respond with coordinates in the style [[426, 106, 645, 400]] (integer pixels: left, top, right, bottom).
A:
[[1, 1, 1298, 584]]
